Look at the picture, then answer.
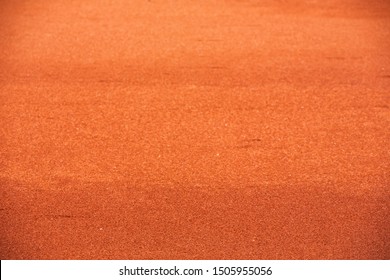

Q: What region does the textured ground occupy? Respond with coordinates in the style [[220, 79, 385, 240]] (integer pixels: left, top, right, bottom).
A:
[[0, 0, 389, 259]]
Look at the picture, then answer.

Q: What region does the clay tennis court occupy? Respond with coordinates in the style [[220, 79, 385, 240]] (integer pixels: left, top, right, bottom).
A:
[[1, 0, 389, 259]]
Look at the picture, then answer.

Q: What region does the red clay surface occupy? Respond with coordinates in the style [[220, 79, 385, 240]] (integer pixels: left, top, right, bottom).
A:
[[0, 0, 389, 259]]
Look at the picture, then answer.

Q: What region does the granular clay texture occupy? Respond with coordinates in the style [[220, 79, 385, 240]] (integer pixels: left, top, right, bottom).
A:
[[0, 0, 389, 259]]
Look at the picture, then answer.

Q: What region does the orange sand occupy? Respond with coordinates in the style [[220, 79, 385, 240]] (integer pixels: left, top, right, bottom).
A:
[[0, 0, 389, 259]]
